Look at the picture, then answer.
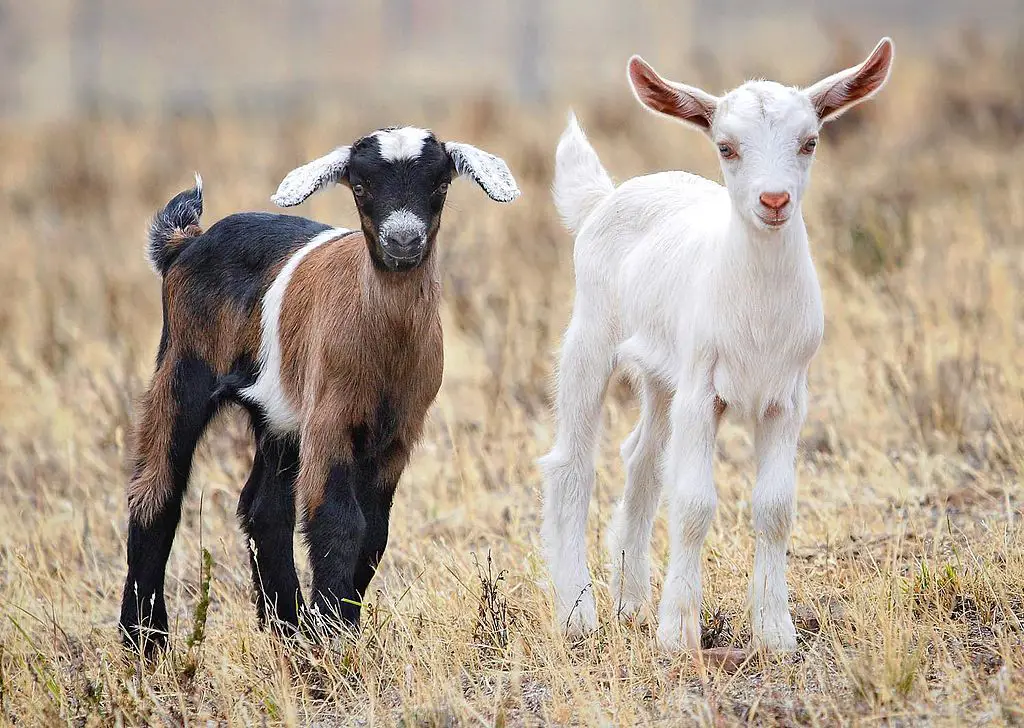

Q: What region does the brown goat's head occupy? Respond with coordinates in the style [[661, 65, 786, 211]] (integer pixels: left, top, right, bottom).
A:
[[272, 127, 520, 272]]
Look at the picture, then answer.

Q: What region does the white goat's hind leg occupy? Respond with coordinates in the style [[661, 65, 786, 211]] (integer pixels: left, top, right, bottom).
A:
[[618, 419, 642, 467], [748, 394, 804, 651], [656, 386, 718, 651], [607, 376, 671, 623], [539, 314, 615, 635]]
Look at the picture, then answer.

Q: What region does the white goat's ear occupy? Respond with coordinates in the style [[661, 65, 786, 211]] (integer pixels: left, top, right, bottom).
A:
[[627, 55, 718, 133], [445, 142, 520, 203], [805, 37, 895, 122], [271, 146, 351, 207]]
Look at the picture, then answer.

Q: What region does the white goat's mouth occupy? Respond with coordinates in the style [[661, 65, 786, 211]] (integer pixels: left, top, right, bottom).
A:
[[757, 213, 790, 229]]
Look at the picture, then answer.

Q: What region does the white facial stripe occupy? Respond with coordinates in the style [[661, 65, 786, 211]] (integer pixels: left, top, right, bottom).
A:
[[373, 127, 430, 162], [380, 209, 427, 241], [240, 227, 351, 434]]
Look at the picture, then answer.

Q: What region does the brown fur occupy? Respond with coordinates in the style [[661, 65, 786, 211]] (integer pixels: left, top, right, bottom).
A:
[[126, 264, 269, 526], [161, 267, 264, 374], [127, 228, 444, 526], [157, 224, 204, 269], [277, 232, 443, 516], [126, 357, 178, 525]]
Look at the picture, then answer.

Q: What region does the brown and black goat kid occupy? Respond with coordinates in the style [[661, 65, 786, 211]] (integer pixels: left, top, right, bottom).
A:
[[120, 127, 519, 653]]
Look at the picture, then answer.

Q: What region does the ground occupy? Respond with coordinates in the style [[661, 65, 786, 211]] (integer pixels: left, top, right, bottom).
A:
[[0, 42, 1021, 727]]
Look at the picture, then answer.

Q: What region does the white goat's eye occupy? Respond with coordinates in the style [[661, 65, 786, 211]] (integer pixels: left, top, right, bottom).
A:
[[801, 138, 818, 155], [352, 184, 366, 197], [717, 143, 737, 160]]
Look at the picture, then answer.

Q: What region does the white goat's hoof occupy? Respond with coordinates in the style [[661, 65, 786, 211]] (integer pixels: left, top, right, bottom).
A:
[[751, 613, 798, 652], [656, 618, 701, 652], [556, 593, 598, 636], [613, 597, 651, 625]]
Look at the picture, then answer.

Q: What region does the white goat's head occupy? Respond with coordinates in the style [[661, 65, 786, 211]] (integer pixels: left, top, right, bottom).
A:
[[628, 38, 895, 233]]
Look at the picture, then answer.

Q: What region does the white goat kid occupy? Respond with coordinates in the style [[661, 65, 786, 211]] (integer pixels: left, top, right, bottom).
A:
[[540, 38, 894, 651]]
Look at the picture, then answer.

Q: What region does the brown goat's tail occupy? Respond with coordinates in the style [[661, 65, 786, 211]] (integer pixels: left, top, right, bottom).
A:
[[147, 173, 204, 276]]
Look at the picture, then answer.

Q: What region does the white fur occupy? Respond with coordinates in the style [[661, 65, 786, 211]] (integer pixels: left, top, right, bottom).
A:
[[240, 228, 351, 434], [373, 127, 430, 161], [379, 208, 427, 242], [446, 142, 521, 203], [272, 147, 350, 207], [540, 41, 893, 652]]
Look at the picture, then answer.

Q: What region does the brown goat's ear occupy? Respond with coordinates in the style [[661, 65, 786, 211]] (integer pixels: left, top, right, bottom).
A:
[[445, 142, 520, 202], [805, 37, 895, 122], [271, 146, 351, 207], [627, 55, 719, 133]]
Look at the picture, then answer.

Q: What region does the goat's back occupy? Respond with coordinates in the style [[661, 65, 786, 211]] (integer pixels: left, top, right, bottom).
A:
[[159, 212, 331, 375]]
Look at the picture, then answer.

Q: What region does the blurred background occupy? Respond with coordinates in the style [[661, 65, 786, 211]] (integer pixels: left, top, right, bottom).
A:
[[1, 0, 1021, 120], [0, 2, 1022, 723]]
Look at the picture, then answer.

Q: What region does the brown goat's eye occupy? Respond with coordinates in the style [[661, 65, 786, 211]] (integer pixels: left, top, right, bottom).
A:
[[800, 138, 818, 155], [352, 184, 366, 197], [717, 142, 738, 160]]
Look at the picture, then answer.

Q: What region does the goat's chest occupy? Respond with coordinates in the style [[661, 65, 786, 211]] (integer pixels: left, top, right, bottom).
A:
[[343, 306, 443, 415], [707, 276, 823, 418]]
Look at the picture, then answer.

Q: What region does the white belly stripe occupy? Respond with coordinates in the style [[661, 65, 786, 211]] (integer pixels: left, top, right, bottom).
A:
[[240, 227, 350, 434]]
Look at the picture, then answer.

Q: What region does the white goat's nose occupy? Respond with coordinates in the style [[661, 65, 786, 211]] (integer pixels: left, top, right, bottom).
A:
[[759, 192, 790, 211]]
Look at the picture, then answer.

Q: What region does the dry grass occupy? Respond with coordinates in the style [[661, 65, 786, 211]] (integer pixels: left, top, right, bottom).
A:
[[0, 40, 1022, 727]]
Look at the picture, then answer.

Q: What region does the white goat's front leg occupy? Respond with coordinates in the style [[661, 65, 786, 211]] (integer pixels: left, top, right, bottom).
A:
[[539, 313, 616, 635], [656, 384, 719, 651], [606, 376, 671, 623], [748, 388, 805, 652]]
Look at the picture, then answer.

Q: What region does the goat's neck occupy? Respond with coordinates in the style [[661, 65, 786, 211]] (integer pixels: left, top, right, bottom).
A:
[[723, 205, 812, 277], [360, 247, 441, 319]]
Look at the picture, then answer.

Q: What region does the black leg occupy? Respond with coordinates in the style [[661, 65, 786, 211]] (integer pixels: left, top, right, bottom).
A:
[[237, 432, 303, 632], [304, 462, 367, 630], [353, 483, 396, 600], [119, 356, 219, 654], [353, 441, 408, 601]]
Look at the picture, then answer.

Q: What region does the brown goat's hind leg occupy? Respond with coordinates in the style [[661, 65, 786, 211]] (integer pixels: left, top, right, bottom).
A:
[[237, 431, 303, 634], [302, 460, 367, 632], [119, 355, 219, 654]]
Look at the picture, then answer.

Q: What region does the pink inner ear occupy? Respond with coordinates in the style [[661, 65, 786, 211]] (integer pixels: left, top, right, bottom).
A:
[[628, 57, 713, 131], [814, 40, 893, 119], [629, 58, 682, 117]]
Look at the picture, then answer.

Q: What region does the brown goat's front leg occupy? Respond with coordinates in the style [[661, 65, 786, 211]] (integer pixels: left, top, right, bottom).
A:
[[353, 441, 409, 599], [297, 418, 367, 631], [302, 461, 367, 629]]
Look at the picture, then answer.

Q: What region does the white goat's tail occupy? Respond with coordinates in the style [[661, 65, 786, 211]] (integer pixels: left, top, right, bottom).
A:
[[552, 112, 614, 235]]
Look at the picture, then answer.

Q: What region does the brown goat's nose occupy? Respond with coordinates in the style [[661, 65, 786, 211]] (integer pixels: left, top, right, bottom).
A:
[[759, 191, 790, 211]]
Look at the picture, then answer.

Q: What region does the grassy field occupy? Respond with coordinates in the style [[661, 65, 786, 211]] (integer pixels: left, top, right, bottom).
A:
[[0, 39, 1022, 726]]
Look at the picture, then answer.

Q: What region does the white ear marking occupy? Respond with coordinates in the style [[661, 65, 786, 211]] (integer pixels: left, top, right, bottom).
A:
[[445, 142, 520, 203], [271, 146, 351, 207]]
